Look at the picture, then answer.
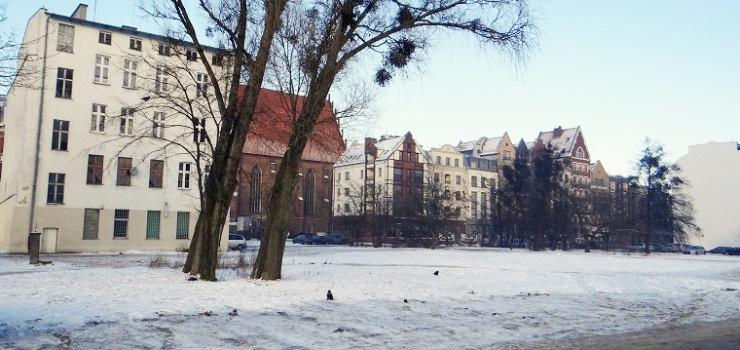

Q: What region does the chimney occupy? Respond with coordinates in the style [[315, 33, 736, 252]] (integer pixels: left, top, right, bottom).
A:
[[553, 126, 563, 138], [72, 4, 88, 20]]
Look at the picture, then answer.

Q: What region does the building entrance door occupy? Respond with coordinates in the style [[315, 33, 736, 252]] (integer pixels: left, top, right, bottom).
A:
[[41, 228, 58, 253]]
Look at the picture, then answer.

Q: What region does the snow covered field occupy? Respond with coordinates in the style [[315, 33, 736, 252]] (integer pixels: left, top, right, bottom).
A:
[[1, 244, 738, 349]]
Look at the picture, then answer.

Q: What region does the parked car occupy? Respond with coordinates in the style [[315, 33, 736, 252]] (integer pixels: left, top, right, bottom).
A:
[[228, 233, 247, 251], [683, 245, 706, 255], [292, 233, 315, 244], [708, 246, 740, 255], [309, 234, 328, 245], [325, 234, 348, 245], [654, 243, 678, 253]]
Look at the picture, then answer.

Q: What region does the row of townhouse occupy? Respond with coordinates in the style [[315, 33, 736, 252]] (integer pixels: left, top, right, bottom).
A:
[[330, 126, 622, 244]]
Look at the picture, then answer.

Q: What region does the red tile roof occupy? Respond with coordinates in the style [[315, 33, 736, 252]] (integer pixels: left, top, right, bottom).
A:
[[239, 87, 346, 163]]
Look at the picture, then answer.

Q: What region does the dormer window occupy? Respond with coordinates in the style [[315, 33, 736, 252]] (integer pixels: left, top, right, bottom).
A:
[[576, 147, 585, 159]]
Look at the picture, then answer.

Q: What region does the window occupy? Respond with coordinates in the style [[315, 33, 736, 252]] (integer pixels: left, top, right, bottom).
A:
[[304, 170, 315, 215], [186, 49, 198, 61], [344, 203, 350, 213], [47, 173, 65, 204], [56, 68, 73, 98], [116, 157, 132, 186], [158, 43, 171, 56], [146, 211, 161, 239], [503, 151, 511, 161], [344, 188, 350, 196], [113, 209, 129, 238], [471, 176, 478, 188], [155, 65, 169, 93], [471, 192, 478, 218], [51, 119, 69, 151], [393, 168, 402, 181], [250, 165, 262, 213], [176, 212, 190, 239], [91, 104, 106, 132], [433, 173, 440, 183], [178, 162, 191, 189], [455, 191, 461, 200], [456, 175, 461, 185], [57, 23, 74, 52], [87, 155, 103, 185], [212, 53, 224, 66], [196, 73, 208, 97], [129, 37, 142, 51], [193, 117, 206, 143], [149, 160, 164, 188], [454, 159, 459, 167], [94, 55, 110, 84], [576, 147, 585, 159], [445, 157, 450, 166], [98, 31, 111, 45], [120, 108, 134, 136], [344, 172, 350, 181], [436, 156, 441, 164], [83, 208, 99, 240], [481, 177, 487, 188], [444, 174, 450, 184], [152, 112, 165, 138], [123, 59, 137, 89]]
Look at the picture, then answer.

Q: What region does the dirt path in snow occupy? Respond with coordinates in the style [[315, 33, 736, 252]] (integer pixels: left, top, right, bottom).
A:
[[493, 317, 740, 350]]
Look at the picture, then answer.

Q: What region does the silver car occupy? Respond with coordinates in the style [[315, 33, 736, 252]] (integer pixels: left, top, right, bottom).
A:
[[683, 245, 706, 255], [228, 233, 247, 251]]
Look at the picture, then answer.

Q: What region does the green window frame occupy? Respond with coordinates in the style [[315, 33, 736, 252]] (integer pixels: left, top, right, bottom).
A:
[[176, 212, 189, 239], [146, 210, 161, 239]]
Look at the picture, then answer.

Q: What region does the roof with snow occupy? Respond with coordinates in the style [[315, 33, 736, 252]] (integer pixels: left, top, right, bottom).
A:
[[336, 134, 410, 167], [536, 126, 581, 156], [457, 134, 507, 156]]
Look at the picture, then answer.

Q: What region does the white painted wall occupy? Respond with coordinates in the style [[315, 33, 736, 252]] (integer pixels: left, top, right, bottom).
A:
[[676, 141, 740, 249]]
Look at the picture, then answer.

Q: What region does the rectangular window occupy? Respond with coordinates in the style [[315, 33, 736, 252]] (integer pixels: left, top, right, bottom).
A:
[[94, 55, 110, 84], [91, 104, 106, 132], [113, 209, 129, 238], [344, 172, 349, 181], [344, 188, 350, 196], [176, 212, 190, 239], [47, 173, 65, 204], [51, 119, 69, 151], [158, 43, 171, 56], [456, 175, 461, 185], [212, 53, 224, 66], [454, 159, 459, 167], [123, 59, 137, 89], [436, 156, 441, 164], [178, 162, 191, 189], [193, 117, 206, 143], [116, 157, 132, 186], [120, 108, 134, 135], [344, 203, 350, 213], [98, 31, 112, 45], [481, 177, 487, 188], [433, 173, 440, 183], [152, 112, 165, 138], [196, 73, 208, 97], [87, 154, 103, 185], [57, 23, 74, 52], [155, 65, 168, 93], [129, 37, 142, 51], [186, 49, 198, 61], [445, 157, 450, 166], [471, 176, 478, 188], [146, 210, 161, 239], [56, 68, 73, 98], [83, 208, 99, 240], [149, 160, 164, 188]]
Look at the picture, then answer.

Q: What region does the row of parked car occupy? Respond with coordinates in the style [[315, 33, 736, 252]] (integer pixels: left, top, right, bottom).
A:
[[708, 246, 740, 255], [292, 233, 348, 245]]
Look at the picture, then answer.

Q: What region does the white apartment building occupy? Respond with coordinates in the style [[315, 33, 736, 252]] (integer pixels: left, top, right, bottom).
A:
[[0, 4, 228, 253], [427, 144, 498, 239]]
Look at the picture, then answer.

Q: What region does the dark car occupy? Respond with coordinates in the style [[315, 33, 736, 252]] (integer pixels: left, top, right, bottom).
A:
[[309, 234, 328, 245], [325, 234, 348, 245], [709, 246, 740, 255], [292, 233, 315, 244]]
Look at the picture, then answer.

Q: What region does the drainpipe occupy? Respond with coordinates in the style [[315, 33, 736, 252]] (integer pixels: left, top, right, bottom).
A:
[[28, 14, 51, 245]]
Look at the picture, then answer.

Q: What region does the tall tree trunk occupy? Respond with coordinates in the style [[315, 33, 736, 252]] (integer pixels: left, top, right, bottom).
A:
[[252, 81, 333, 280]]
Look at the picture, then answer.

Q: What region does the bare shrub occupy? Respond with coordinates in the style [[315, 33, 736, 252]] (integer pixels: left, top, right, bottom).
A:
[[147, 255, 170, 268]]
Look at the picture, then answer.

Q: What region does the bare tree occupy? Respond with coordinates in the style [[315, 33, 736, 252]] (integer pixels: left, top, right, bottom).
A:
[[141, 0, 290, 281], [0, 1, 42, 89], [252, 0, 534, 280]]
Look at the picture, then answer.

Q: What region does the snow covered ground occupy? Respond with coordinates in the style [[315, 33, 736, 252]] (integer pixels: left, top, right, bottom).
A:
[[1, 244, 738, 349]]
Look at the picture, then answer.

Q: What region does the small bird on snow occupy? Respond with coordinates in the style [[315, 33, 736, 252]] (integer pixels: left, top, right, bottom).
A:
[[327, 290, 334, 301], [433, 271, 439, 276]]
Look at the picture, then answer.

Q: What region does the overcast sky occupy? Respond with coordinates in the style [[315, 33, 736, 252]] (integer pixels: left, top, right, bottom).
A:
[[4, 0, 738, 176]]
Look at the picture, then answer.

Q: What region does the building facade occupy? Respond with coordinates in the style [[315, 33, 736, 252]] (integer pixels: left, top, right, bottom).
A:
[[229, 88, 345, 238], [0, 4, 227, 253]]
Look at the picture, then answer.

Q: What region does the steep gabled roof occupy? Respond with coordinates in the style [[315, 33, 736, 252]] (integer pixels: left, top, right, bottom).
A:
[[240, 88, 345, 163], [536, 126, 582, 157], [457, 133, 507, 156]]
